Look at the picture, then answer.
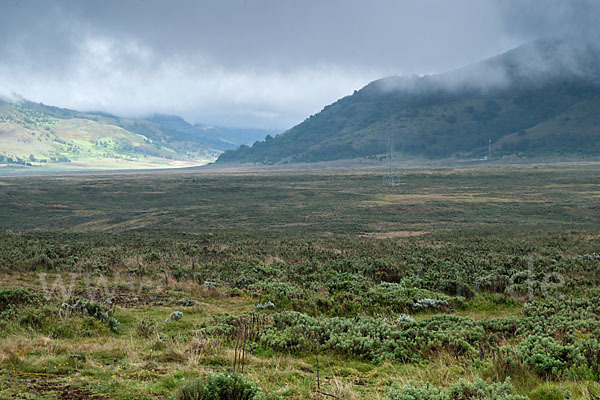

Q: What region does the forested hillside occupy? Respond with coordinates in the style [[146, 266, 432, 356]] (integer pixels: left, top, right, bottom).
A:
[[218, 40, 600, 164]]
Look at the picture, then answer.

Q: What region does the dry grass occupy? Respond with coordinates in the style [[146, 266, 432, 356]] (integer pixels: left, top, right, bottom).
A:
[[368, 193, 533, 205], [359, 231, 429, 239], [326, 376, 362, 400]]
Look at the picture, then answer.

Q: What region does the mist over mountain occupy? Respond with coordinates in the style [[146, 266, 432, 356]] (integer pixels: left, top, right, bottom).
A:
[[217, 39, 600, 164]]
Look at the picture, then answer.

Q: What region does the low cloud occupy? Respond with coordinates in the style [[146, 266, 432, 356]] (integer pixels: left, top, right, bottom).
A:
[[0, 35, 382, 129], [0, 1, 597, 129], [0, 1, 517, 129]]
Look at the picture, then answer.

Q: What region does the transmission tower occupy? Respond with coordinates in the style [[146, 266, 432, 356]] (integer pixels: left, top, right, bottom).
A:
[[383, 131, 399, 185]]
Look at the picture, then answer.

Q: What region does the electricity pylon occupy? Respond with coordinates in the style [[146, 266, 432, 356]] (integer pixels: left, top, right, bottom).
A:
[[383, 132, 400, 185]]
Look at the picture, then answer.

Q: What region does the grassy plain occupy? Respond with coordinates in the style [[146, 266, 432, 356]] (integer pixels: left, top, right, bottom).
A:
[[0, 164, 599, 399]]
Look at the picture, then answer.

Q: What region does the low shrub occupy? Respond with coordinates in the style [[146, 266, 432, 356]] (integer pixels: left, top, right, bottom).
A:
[[18, 305, 57, 331], [567, 337, 600, 381], [137, 318, 158, 338], [517, 335, 580, 377], [0, 288, 41, 312], [386, 378, 527, 400], [258, 312, 486, 363], [175, 373, 264, 400], [60, 298, 120, 333]]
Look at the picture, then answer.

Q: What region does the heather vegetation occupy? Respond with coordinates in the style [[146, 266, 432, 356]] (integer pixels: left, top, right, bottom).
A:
[[0, 166, 599, 399]]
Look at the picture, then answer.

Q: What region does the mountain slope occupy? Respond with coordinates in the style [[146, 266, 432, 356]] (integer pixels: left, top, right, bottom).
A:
[[0, 100, 273, 170], [0, 100, 212, 169], [146, 114, 276, 150], [217, 40, 600, 164]]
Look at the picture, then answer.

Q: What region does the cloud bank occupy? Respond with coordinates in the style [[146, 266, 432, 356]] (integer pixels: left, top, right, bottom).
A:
[[0, 0, 597, 128]]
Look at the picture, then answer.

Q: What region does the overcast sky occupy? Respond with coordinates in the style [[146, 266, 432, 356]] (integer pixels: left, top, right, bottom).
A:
[[0, 0, 597, 129]]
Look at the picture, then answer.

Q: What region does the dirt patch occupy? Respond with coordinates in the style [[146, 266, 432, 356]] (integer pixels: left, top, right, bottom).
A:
[[360, 231, 429, 239], [19, 377, 107, 399]]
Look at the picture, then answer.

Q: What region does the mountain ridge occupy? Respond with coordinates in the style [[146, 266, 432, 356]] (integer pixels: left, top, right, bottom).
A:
[[146, 114, 277, 149], [0, 99, 273, 170], [217, 39, 600, 164]]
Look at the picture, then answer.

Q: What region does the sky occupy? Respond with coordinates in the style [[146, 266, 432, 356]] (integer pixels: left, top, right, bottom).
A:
[[0, 0, 597, 129]]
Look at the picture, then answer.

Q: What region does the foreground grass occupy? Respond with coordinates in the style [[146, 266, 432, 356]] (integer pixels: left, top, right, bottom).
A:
[[1, 283, 593, 400]]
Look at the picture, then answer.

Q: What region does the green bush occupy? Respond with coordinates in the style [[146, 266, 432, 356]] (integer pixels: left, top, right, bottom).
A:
[[364, 283, 464, 314], [0, 288, 41, 312], [175, 373, 264, 400], [136, 318, 158, 338], [517, 335, 580, 377], [258, 312, 487, 363], [567, 337, 600, 381], [18, 305, 57, 331], [60, 298, 120, 333], [386, 378, 527, 400]]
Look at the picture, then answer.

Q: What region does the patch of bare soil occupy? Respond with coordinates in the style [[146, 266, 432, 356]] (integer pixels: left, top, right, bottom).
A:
[[23, 378, 107, 399]]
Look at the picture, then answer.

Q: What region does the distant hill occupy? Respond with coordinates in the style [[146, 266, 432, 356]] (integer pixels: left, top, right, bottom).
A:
[[217, 40, 600, 164], [146, 114, 276, 150], [0, 100, 273, 170]]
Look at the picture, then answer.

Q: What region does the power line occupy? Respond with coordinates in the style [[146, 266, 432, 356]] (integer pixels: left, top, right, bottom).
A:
[[383, 131, 399, 185]]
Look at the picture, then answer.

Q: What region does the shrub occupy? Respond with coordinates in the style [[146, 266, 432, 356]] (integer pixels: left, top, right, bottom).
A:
[[437, 279, 475, 299], [167, 311, 184, 322], [60, 298, 120, 333], [396, 314, 414, 323], [18, 305, 57, 331], [137, 318, 157, 338], [517, 335, 581, 377], [567, 337, 600, 381], [386, 378, 527, 400], [365, 283, 463, 314], [249, 282, 298, 310], [0, 289, 41, 312], [411, 298, 449, 311], [475, 273, 510, 293], [175, 373, 264, 400], [258, 312, 486, 363], [255, 301, 275, 310]]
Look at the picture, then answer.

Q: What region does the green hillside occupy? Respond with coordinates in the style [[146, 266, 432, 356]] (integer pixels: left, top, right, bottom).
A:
[[0, 100, 273, 170], [218, 40, 600, 164], [0, 100, 219, 169], [146, 114, 276, 150]]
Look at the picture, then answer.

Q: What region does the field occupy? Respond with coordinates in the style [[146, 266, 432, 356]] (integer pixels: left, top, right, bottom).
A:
[[0, 164, 599, 399]]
